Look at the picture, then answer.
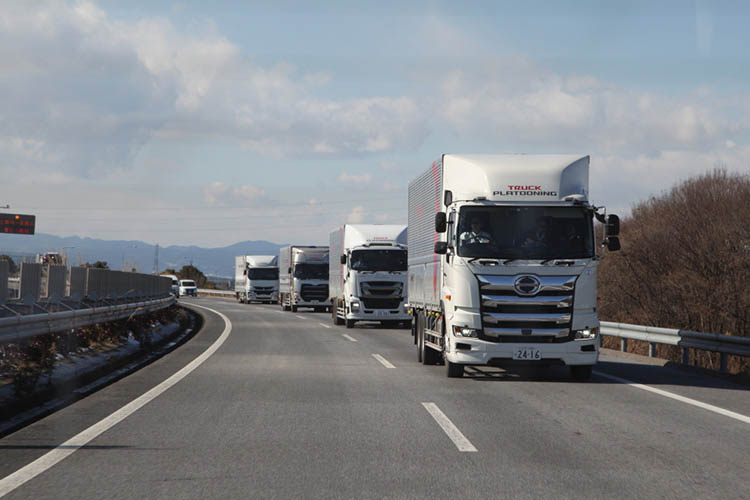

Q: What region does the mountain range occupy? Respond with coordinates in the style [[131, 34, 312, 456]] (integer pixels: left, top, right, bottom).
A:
[[0, 233, 286, 279]]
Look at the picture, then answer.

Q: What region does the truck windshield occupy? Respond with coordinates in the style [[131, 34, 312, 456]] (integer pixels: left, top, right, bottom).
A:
[[293, 263, 328, 279], [350, 249, 407, 271], [456, 206, 594, 260], [247, 268, 279, 280]]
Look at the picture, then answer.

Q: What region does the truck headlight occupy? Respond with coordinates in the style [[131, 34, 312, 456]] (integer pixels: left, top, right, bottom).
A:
[[453, 326, 480, 338], [574, 327, 598, 339], [351, 301, 360, 312]]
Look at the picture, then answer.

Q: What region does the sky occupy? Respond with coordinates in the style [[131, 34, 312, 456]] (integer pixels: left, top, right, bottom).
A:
[[1, 0, 749, 247]]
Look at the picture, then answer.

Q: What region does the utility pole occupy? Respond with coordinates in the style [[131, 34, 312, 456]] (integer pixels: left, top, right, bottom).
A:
[[153, 244, 159, 274]]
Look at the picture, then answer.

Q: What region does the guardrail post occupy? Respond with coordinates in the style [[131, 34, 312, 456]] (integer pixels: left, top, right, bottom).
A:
[[620, 338, 628, 352], [46, 265, 67, 301], [19, 262, 42, 304], [648, 342, 656, 358], [70, 267, 86, 300], [720, 353, 728, 373], [682, 347, 690, 365], [0, 260, 7, 303]]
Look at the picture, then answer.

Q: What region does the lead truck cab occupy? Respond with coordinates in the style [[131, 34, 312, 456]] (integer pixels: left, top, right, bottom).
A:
[[408, 154, 620, 379]]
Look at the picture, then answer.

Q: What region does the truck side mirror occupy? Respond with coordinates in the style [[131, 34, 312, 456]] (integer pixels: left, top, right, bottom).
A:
[[606, 214, 620, 236], [434, 241, 448, 254], [435, 212, 447, 233], [606, 236, 621, 252], [340, 254, 346, 264]]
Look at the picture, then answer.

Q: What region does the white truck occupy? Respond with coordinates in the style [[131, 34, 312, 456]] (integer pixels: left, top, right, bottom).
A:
[[278, 246, 330, 312], [234, 255, 279, 304], [408, 154, 620, 379], [329, 224, 410, 329]]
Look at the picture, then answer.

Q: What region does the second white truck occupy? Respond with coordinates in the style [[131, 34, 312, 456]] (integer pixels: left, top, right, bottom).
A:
[[278, 246, 330, 312], [329, 224, 410, 328], [234, 255, 279, 304]]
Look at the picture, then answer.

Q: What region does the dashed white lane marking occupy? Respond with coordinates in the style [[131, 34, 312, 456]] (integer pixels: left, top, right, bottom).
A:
[[318, 323, 331, 329], [0, 303, 233, 498], [295, 315, 308, 320], [372, 353, 395, 369], [594, 371, 750, 425], [342, 334, 358, 342], [422, 402, 478, 452]]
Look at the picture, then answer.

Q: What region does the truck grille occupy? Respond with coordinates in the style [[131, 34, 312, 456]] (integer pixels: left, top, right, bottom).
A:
[[477, 274, 576, 343], [300, 284, 328, 302], [253, 286, 273, 294], [360, 281, 403, 310]]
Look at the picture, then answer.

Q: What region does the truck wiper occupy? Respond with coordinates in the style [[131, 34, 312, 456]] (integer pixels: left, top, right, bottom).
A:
[[502, 258, 518, 265], [539, 259, 576, 266], [468, 257, 500, 265]]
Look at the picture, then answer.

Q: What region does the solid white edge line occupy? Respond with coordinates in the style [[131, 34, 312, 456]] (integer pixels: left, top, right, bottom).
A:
[[342, 334, 358, 342], [372, 353, 395, 369], [0, 303, 233, 498], [318, 323, 331, 329], [421, 402, 478, 452], [593, 370, 750, 425]]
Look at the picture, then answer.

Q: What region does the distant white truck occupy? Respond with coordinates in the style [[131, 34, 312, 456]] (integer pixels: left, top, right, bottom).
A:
[[408, 154, 620, 379], [278, 246, 329, 312], [234, 255, 279, 304], [329, 224, 410, 329]]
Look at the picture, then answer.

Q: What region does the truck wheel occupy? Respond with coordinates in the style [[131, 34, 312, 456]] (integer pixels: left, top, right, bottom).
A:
[[291, 305, 298, 312], [345, 318, 355, 329], [570, 365, 593, 381], [446, 360, 464, 378], [412, 316, 417, 344]]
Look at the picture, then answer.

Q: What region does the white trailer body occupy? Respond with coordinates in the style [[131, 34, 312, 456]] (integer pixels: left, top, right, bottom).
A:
[[234, 255, 279, 304], [408, 154, 618, 379], [329, 224, 410, 328], [278, 246, 329, 312]]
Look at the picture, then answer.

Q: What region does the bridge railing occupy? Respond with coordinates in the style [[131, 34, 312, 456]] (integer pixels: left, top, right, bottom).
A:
[[0, 264, 175, 345], [601, 321, 750, 373]]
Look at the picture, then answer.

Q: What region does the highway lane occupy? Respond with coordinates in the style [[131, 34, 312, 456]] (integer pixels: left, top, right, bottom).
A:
[[1, 297, 748, 499]]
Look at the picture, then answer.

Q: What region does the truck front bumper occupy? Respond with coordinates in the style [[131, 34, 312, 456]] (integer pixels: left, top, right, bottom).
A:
[[445, 338, 598, 367]]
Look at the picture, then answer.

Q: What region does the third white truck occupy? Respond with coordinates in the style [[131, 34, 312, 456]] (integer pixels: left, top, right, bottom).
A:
[[278, 245, 330, 312], [408, 154, 620, 379], [329, 224, 410, 328], [234, 255, 279, 304]]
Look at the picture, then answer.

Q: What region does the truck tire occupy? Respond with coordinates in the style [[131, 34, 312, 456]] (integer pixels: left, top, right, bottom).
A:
[[570, 365, 593, 381], [412, 315, 418, 344], [291, 305, 298, 312], [446, 359, 464, 377], [345, 318, 355, 329]]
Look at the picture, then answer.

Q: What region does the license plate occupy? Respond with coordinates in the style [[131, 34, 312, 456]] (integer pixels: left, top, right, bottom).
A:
[[376, 310, 387, 316], [512, 347, 542, 361]]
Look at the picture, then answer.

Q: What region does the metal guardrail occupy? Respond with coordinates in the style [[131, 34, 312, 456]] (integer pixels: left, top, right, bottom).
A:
[[0, 296, 175, 344], [197, 289, 235, 298], [601, 321, 750, 373], [0, 265, 175, 344]]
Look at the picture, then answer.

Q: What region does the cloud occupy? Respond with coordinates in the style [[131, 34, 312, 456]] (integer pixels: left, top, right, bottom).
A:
[[203, 181, 229, 206], [338, 172, 373, 185], [347, 205, 365, 223], [0, 0, 428, 180], [204, 182, 266, 207]]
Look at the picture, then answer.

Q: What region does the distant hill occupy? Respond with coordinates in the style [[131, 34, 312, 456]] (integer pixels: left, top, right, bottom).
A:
[[0, 234, 286, 278]]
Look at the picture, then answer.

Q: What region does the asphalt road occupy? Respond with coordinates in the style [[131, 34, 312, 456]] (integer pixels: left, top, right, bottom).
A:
[[1, 297, 748, 499]]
